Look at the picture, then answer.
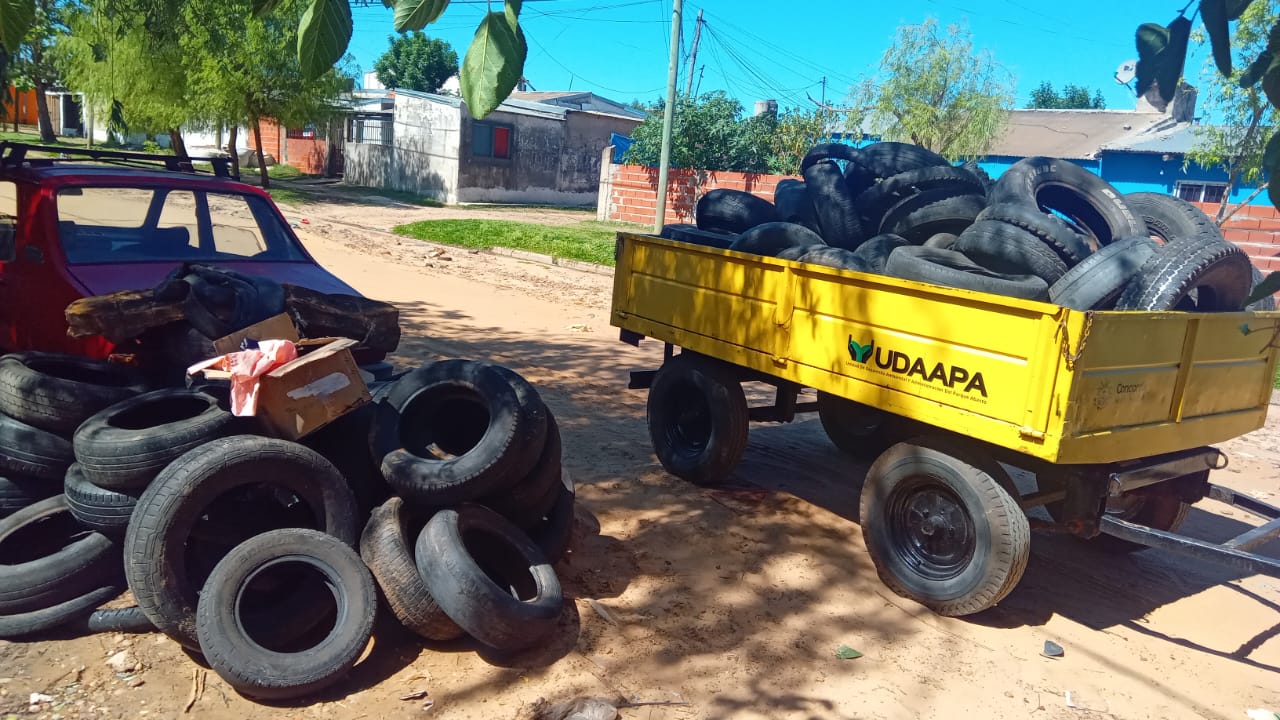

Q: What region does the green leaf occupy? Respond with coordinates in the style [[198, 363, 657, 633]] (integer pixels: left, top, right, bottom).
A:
[[1203, 0, 1233, 76], [297, 0, 352, 79], [394, 0, 449, 32], [1263, 130, 1280, 176], [1240, 48, 1273, 87], [1135, 23, 1170, 97], [1225, 0, 1254, 20], [460, 12, 525, 119], [0, 0, 35, 55], [1263, 51, 1280, 109], [1157, 15, 1191, 102], [504, 0, 522, 30], [834, 645, 863, 660], [1246, 270, 1280, 306], [252, 0, 282, 16]]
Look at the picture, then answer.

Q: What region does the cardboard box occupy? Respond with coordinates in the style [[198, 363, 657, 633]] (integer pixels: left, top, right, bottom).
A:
[[255, 337, 371, 440], [213, 313, 301, 355]]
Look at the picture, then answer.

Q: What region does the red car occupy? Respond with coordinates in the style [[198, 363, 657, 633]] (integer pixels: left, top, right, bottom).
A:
[[0, 143, 357, 358]]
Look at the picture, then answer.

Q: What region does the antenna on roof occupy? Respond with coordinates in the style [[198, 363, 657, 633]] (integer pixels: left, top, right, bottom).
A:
[[1115, 60, 1137, 85]]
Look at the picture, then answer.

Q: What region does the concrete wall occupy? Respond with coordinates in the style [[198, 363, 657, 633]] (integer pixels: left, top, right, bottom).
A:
[[345, 93, 459, 202], [561, 113, 640, 194]]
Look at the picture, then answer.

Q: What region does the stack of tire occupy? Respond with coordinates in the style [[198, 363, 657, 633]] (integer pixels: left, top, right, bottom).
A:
[[359, 359, 570, 654], [663, 142, 1273, 313], [0, 351, 570, 702]]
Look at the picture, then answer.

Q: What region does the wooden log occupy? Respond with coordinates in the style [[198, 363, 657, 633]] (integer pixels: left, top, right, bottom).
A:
[[65, 289, 188, 343], [282, 284, 401, 353]]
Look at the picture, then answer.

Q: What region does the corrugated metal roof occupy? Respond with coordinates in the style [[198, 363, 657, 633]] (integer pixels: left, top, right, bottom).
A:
[[1099, 123, 1222, 154], [986, 109, 1173, 160]]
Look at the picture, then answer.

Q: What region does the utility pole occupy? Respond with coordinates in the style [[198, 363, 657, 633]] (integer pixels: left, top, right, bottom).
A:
[[694, 66, 705, 97], [684, 9, 704, 98], [655, 0, 683, 232], [821, 76, 827, 106]]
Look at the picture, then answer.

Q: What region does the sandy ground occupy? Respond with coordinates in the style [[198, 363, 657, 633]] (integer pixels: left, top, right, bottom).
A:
[[3, 194, 1280, 720]]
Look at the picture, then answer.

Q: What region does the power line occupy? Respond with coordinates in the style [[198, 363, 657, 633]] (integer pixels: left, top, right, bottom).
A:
[[524, 31, 663, 95]]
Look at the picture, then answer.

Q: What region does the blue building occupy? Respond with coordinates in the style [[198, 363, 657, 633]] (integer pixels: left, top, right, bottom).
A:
[[976, 88, 1267, 207]]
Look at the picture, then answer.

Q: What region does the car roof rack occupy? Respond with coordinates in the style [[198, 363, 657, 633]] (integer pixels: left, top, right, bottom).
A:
[[0, 142, 240, 180]]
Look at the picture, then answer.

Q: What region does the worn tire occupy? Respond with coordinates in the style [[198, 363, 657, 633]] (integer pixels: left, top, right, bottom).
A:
[[695, 189, 778, 234], [954, 220, 1070, 285], [1116, 236, 1254, 312], [1249, 266, 1278, 311], [64, 464, 138, 536], [975, 202, 1092, 266], [372, 360, 545, 509], [0, 495, 122, 616], [797, 246, 872, 273], [483, 411, 564, 528], [1091, 492, 1192, 553], [0, 476, 58, 518], [125, 436, 359, 649], [851, 234, 911, 273], [776, 244, 827, 261], [196, 529, 377, 701], [659, 224, 736, 250], [816, 393, 901, 461], [647, 354, 749, 486], [1124, 191, 1219, 245], [80, 606, 154, 634], [527, 477, 575, 564], [803, 160, 864, 250], [0, 584, 123, 639], [73, 389, 233, 491], [1049, 237, 1158, 310], [990, 157, 1144, 249], [772, 179, 821, 234], [884, 246, 1050, 301], [0, 353, 148, 435], [854, 166, 986, 231], [859, 438, 1029, 616], [924, 233, 959, 250], [415, 505, 563, 652], [880, 191, 986, 244], [729, 222, 827, 257], [360, 497, 463, 642], [799, 143, 870, 174], [0, 413, 74, 482], [857, 142, 949, 178]]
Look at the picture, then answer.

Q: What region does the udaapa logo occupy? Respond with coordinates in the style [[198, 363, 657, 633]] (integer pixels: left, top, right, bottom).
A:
[[847, 335, 988, 398]]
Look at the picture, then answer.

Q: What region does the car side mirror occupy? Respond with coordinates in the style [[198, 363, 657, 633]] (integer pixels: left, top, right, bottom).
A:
[[0, 225, 14, 263]]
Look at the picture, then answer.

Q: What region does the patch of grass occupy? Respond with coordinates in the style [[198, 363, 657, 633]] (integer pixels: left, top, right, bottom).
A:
[[1274, 363, 1280, 390], [393, 219, 618, 266], [369, 188, 445, 207], [0, 131, 88, 149], [457, 202, 595, 214], [267, 164, 304, 180], [268, 187, 313, 206]]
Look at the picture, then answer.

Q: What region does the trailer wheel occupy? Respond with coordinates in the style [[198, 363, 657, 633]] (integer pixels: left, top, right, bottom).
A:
[[646, 354, 748, 486], [816, 393, 897, 461], [860, 439, 1029, 616], [1088, 491, 1191, 553]]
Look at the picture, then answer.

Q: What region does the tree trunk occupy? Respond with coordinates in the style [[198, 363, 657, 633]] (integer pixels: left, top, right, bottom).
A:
[[1217, 104, 1267, 223], [227, 125, 240, 178], [252, 117, 269, 189], [11, 86, 17, 133], [34, 83, 55, 144], [168, 128, 189, 159]]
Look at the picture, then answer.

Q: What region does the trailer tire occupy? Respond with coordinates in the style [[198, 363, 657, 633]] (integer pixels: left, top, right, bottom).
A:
[[695, 189, 778, 235], [816, 394, 900, 461], [803, 160, 864, 250], [1116, 235, 1253, 312], [647, 354, 748, 486], [1048, 237, 1158, 310], [954, 220, 1070, 285], [729, 222, 827, 257], [860, 438, 1030, 616], [1091, 492, 1192, 553], [884, 246, 1049, 301]]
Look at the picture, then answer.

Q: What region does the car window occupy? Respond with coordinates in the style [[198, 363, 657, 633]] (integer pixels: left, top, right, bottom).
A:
[[56, 186, 305, 264], [0, 181, 16, 259]]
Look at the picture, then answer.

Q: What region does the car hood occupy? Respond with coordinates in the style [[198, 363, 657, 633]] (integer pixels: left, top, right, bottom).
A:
[[67, 261, 361, 298]]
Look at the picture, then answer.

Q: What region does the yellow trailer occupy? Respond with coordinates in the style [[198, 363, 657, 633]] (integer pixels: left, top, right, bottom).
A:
[[611, 231, 1280, 615]]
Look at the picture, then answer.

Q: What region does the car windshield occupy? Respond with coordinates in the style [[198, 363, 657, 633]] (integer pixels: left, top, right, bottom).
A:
[[56, 186, 307, 264]]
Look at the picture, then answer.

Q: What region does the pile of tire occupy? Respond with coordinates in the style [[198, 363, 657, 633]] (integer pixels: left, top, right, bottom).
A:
[[663, 143, 1274, 313], [0, 352, 570, 703]]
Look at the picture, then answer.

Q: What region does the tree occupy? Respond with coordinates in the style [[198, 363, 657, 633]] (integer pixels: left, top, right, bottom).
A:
[[769, 108, 836, 175], [843, 18, 1014, 161], [374, 32, 457, 93], [1027, 81, 1106, 109], [623, 92, 774, 174], [1186, 1, 1278, 221], [11, 0, 72, 143], [3, 0, 527, 120]]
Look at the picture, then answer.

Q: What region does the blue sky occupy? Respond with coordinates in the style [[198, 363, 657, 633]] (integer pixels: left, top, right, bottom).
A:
[[346, 1, 1214, 115]]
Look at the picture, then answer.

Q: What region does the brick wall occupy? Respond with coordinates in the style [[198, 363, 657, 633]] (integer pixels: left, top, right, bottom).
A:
[[604, 164, 796, 226], [285, 137, 327, 175], [1197, 201, 1280, 272], [256, 120, 282, 160]]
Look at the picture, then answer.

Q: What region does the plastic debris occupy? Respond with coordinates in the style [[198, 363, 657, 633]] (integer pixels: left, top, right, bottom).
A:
[[1043, 640, 1064, 658], [1246, 710, 1280, 720], [834, 645, 863, 660]]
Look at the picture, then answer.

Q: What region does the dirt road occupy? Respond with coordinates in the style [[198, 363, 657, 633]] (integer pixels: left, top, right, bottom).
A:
[[3, 196, 1279, 720]]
